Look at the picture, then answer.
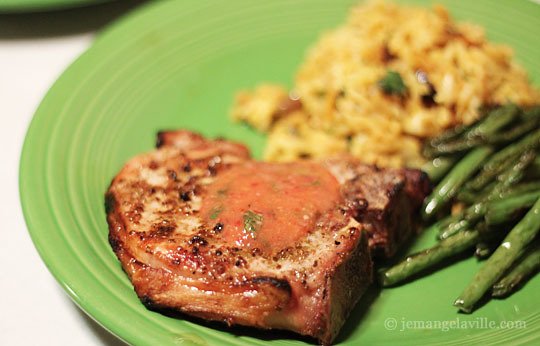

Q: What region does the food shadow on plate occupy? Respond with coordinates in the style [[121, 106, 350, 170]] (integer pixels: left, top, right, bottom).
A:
[[333, 284, 381, 343], [154, 307, 319, 345], [0, 0, 149, 39]]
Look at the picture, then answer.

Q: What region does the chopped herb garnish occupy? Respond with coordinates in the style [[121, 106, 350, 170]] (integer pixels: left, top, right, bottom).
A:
[[217, 188, 227, 196], [312, 180, 322, 186], [377, 70, 408, 96], [243, 210, 263, 238], [209, 205, 223, 219]]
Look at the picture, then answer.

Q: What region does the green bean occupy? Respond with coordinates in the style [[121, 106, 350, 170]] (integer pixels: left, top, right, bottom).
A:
[[465, 157, 517, 192], [490, 150, 537, 194], [440, 152, 534, 239], [438, 203, 486, 240], [432, 210, 462, 235], [466, 103, 519, 139], [497, 181, 540, 199], [423, 105, 519, 157], [458, 182, 499, 204], [428, 211, 463, 239], [379, 229, 480, 287], [470, 149, 536, 207], [492, 242, 540, 297], [454, 197, 540, 313], [464, 202, 488, 221], [440, 150, 534, 234], [422, 138, 482, 157], [421, 156, 458, 183], [475, 242, 493, 259], [461, 181, 540, 205], [439, 218, 471, 240], [438, 211, 465, 230], [423, 146, 493, 220], [485, 190, 540, 226], [466, 144, 536, 193], [489, 118, 539, 145], [481, 128, 540, 174], [425, 120, 481, 147], [442, 163, 535, 241], [456, 188, 480, 204], [521, 105, 540, 121]]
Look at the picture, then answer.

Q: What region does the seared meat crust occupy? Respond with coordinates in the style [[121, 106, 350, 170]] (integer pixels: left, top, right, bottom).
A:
[[106, 130, 429, 344], [325, 159, 430, 257]]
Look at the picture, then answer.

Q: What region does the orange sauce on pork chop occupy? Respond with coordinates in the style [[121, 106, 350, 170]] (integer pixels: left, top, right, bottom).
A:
[[200, 161, 341, 251]]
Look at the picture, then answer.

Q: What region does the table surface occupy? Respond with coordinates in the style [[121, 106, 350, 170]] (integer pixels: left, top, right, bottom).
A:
[[0, 2, 146, 345]]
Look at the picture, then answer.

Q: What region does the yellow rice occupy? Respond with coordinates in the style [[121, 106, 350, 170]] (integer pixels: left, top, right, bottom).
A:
[[231, 0, 540, 167]]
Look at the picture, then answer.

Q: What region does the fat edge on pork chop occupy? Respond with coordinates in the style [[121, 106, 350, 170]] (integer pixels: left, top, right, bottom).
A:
[[105, 130, 430, 344]]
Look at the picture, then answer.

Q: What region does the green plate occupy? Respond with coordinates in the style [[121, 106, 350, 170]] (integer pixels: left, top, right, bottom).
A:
[[20, 0, 540, 345]]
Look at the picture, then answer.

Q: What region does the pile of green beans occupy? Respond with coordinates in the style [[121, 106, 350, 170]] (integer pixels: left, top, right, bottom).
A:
[[379, 104, 540, 313]]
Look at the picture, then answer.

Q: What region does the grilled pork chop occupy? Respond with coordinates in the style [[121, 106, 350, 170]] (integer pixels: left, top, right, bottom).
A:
[[106, 130, 429, 344]]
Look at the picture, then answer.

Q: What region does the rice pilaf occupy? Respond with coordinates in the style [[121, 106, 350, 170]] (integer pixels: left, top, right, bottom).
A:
[[231, 0, 540, 167]]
